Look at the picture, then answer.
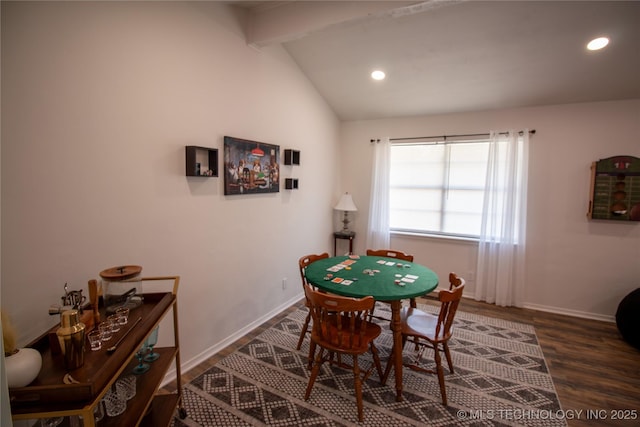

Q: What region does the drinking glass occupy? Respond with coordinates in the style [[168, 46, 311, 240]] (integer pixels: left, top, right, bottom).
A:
[[107, 314, 121, 332], [102, 388, 126, 417], [143, 326, 160, 362], [41, 418, 63, 427], [94, 399, 105, 422], [115, 307, 129, 325], [98, 320, 114, 342], [115, 375, 136, 400], [87, 330, 102, 351], [132, 345, 150, 374]]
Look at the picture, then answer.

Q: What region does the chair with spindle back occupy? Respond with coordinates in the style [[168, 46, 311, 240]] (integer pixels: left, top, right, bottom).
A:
[[365, 249, 416, 321], [297, 253, 330, 353], [382, 273, 465, 405], [303, 283, 383, 422]]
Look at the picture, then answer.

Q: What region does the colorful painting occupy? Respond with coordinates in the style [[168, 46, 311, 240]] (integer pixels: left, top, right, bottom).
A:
[[223, 136, 280, 195]]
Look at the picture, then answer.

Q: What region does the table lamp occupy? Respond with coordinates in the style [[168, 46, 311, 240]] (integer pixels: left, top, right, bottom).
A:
[[334, 192, 358, 232]]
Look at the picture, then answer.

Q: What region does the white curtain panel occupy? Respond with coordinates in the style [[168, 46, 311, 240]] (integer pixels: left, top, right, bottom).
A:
[[475, 130, 529, 307], [366, 137, 391, 250]]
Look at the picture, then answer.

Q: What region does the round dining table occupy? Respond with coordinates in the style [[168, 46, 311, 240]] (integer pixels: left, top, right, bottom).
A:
[[305, 255, 439, 401]]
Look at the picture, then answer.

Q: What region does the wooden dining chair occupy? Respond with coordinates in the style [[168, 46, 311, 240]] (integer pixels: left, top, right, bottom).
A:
[[382, 273, 465, 406], [296, 253, 330, 353], [303, 283, 383, 422], [365, 249, 416, 321]]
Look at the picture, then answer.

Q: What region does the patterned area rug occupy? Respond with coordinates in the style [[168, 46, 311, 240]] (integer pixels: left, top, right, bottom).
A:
[[172, 302, 566, 426]]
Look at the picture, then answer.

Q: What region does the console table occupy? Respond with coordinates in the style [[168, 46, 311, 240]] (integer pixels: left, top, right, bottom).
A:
[[10, 276, 185, 427], [333, 231, 355, 256]]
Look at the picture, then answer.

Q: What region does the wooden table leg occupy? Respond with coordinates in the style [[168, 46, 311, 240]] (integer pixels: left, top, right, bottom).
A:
[[390, 300, 404, 401]]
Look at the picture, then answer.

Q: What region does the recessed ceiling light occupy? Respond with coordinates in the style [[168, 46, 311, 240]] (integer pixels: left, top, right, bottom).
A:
[[587, 37, 609, 51], [371, 70, 386, 80]]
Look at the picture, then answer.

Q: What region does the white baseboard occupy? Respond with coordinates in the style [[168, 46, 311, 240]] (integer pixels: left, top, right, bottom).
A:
[[452, 292, 615, 323], [522, 302, 615, 323], [160, 294, 303, 387]]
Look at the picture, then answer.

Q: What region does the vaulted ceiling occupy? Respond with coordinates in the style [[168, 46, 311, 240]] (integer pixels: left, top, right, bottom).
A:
[[229, 1, 640, 121]]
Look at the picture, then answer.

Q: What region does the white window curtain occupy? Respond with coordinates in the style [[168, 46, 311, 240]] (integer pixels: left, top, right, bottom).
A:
[[367, 137, 391, 250], [475, 130, 529, 307]]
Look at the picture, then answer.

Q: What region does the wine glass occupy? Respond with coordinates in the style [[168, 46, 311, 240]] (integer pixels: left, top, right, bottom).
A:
[[132, 345, 150, 375], [143, 326, 160, 362], [41, 418, 63, 427]]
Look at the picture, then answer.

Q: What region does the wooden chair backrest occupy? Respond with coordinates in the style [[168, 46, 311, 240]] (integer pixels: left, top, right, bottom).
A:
[[366, 249, 414, 262], [298, 253, 330, 286], [434, 273, 465, 341], [304, 284, 375, 352]]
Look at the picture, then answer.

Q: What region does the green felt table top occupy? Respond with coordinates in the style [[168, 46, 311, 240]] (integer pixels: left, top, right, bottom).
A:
[[305, 255, 439, 301]]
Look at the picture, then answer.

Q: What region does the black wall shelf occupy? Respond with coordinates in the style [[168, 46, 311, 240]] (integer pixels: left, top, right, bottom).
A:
[[284, 149, 300, 166], [285, 178, 299, 190], [186, 146, 218, 177]]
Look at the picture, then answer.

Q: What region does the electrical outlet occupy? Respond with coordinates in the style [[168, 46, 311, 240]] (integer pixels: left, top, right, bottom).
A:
[[282, 278, 287, 290], [467, 271, 475, 281]]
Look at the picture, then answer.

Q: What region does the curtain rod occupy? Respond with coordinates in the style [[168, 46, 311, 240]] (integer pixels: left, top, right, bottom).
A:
[[369, 129, 536, 143]]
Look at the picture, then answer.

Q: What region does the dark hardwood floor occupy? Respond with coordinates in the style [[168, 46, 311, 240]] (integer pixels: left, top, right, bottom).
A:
[[163, 297, 640, 427]]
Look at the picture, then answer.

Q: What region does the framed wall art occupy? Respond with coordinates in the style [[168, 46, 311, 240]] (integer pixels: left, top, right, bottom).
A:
[[223, 136, 280, 195], [587, 155, 640, 221]]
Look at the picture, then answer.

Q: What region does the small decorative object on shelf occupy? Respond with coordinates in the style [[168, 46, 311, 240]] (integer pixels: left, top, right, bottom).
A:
[[3, 314, 42, 389], [2, 310, 43, 388], [285, 178, 299, 190], [56, 310, 86, 370], [186, 146, 218, 177], [100, 265, 144, 314], [284, 149, 300, 165]]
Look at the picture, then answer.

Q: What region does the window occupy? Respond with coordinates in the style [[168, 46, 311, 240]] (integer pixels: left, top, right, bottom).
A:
[[389, 137, 490, 238]]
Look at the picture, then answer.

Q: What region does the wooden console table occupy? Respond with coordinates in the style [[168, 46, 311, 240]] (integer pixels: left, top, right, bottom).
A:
[[333, 231, 355, 256], [10, 277, 185, 427]]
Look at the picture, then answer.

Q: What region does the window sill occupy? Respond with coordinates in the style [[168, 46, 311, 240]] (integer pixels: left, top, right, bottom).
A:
[[390, 230, 479, 244]]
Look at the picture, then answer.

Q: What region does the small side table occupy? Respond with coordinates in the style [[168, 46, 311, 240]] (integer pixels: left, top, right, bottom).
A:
[[333, 231, 355, 256]]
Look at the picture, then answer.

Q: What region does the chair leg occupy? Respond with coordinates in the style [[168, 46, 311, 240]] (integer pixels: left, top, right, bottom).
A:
[[307, 341, 316, 370], [305, 348, 323, 400], [382, 336, 407, 385], [353, 357, 364, 422], [443, 342, 454, 373], [381, 345, 393, 385], [433, 344, 448, 406], [297, 312, 311, 350], [370, 343, 383, 380]]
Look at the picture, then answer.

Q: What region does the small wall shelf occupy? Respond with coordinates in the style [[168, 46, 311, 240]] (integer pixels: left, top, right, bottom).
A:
[[285, 178, 299, 190], [284, 149, 300, 166], [186, 146, 218, 177]]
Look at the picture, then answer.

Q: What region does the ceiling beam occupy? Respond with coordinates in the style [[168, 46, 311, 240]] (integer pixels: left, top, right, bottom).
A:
[[244, 1, 443, 47]]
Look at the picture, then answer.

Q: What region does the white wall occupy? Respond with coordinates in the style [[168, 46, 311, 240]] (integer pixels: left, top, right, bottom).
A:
[[341, 99, 640, 320], [1, 0, 339, 374]]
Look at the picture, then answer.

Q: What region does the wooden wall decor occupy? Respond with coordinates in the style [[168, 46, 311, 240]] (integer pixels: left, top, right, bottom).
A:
[[588, 155, 640, 221]]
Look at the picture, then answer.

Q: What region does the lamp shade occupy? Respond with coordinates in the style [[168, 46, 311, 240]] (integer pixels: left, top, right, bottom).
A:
[[334, 193, 358, 211]]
